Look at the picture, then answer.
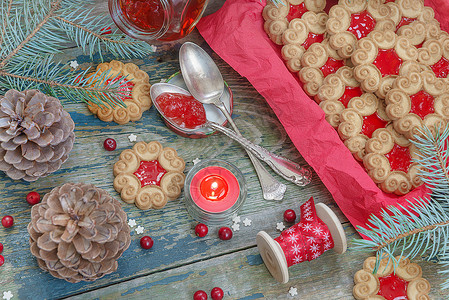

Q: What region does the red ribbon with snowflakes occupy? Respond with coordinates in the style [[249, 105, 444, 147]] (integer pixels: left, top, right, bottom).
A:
[[274, 197, 334, 267]]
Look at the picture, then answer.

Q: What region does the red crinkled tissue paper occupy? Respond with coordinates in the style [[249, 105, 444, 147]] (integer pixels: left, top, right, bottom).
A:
[[196, 0, 447, 233]]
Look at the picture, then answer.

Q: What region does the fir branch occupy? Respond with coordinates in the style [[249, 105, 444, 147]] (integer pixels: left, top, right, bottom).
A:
[[0, 0, 14, 48]]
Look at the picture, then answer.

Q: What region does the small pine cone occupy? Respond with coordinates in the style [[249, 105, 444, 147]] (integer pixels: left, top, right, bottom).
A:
[[0, 89, 75, 181], [28, 182, 131, 283]]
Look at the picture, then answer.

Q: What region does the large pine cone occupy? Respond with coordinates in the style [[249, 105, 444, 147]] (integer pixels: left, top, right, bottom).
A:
[[0, 89, 75, 181], [28, 183, 131, 283]]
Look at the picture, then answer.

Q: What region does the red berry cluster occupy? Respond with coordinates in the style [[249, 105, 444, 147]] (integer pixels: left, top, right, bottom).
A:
[[194, 287, 224, 300]]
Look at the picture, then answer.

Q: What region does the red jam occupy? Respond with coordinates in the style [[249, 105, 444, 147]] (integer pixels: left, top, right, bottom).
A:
[[396, 17, 416, 30], [302, 33, 325, 50], [385, 144, 412, 173], [377, 273, 408, 300], [410, 90, 435, 119], [120, 0, 164, 32], [338, 86, 363, 108], [319, 57, 345, 77], [105, 76, 135, 99], [156, 92, 207, 129], [348, 11, 376, 40], [373, 49, 403, 76], [361, 113, 388, 138], [133, 160, 167, 187], [431, 57, 449, 78], [287, 2, 307, 22], [200, 174, 229, 201]]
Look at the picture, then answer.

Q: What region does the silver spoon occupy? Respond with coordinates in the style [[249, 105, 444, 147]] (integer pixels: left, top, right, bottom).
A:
[[179, 42, 287, 200], [150, 83, 312, 187]]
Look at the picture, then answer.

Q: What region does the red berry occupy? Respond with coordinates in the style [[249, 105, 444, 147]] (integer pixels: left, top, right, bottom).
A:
[[211, 287, 224, 300], [1, 216, 13, 228], [218, 227, 232, 240], [140, 236, 153, 249], [283, 209, 296, 223], [103, 138, 117, 151], [193, 290, 208, 300], [195, 223, 208, 238], [0, 255, 3, 266], [26, 191, 41, 205], [0, 243, 3, 253]]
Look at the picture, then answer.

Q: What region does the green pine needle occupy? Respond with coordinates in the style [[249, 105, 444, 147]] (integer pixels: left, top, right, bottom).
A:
[[353, 124, 449, 289]]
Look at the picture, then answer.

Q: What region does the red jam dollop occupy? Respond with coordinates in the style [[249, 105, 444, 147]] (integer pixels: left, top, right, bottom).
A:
[[319, 57, 345, 77], [287, 2, 307, 22], [200, 174, 229, 201], [156, 92, 207, 129], [431, 57, 449, 78], [348, 11, 376, 40], [373, 49, 403, 76], [338, 86, 363, 108], [385, 144, 412, 173], [120, 0, 164, 32], [302, 33, 325, 50], [133, 160, 167, 187], [361, 113, 388, 138], [410, 90, 435, 119], [377, 273, 408, 300]]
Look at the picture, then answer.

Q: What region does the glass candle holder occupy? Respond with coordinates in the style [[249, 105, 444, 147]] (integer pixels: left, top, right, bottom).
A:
[[109, 0, 209, 41], [184, 159, 247, 225]]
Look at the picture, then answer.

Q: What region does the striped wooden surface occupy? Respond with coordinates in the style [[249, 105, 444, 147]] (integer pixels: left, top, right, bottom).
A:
[[0, 1, 448, 299]]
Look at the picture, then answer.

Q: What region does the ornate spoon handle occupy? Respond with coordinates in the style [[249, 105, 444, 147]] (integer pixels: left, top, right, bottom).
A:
[[208, 122, 312, 187]]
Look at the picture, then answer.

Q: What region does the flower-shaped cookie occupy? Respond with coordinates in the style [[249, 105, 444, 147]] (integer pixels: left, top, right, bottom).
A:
[[385, 71, 449, 140], [281, 11, 328, 73], [263, 0, 326, 45], [298, 39, 346, 96], [352, 30, 422, 98], [363, 125, 422, 195], [418, 36, 449, 79], [397, 20, 443, 49], [113, 141, 185, 210], [353, 256, 430, 300], [87, 60, 152, 125]]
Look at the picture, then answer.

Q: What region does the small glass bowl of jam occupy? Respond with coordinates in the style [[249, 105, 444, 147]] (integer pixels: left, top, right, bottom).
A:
[[158, 72, 233, 139], [109, 0, 209, 41]]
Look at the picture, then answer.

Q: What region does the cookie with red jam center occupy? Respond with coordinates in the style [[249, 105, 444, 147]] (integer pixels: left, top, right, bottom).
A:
[[417, 36, 449, 80], [353, 256, 430, 300], [263, 0, 326, 45]]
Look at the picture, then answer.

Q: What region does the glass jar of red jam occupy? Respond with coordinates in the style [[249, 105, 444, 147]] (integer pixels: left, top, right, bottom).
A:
[[109, 0, 209, 41]]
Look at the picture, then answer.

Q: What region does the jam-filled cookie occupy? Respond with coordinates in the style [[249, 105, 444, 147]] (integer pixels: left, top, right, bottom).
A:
[[418, 36, 449, 79], [113, 141, 185, 210], [385, 70, 449, 140], [87, 60, 152, 125], [363, 125, 422, 195], [353, 256, 430, 300], [281, 11, 328, 73], [263, 0, 326, 45]]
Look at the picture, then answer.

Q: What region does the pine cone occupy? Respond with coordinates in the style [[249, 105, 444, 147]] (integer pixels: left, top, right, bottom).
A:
[[27, 182, 131, 283], [0, 89, 75, 181]]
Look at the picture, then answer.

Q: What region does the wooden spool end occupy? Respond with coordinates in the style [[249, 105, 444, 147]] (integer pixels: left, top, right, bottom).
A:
[[256, 231, 289, 284], [315, 203, 347, 254]]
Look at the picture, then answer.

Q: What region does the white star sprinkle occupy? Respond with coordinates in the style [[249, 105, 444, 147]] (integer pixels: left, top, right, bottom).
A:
[[276, 222, 285, 231], [193, 158, 201, 165], [150, 45, 157, 52], [232, 215, 241, 224], [135, 225, 144, 234], [3, 291, 13, 300], [243, 218, 252, 226], [69, 60, 79, 69], [128, 219, 136, 228], [231, 223, 240, 231], [128, 134, 137, 142], [288, 287, 298, 297]]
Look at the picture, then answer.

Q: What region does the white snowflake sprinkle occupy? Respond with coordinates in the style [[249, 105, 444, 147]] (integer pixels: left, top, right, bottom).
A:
[[288, 287, 298, 297], [232, 215, 241, 224], [243, 218, 252, 226], [276, 222, 285, 231], [128, 134, 137, 142], [135, 225, 144, 234], [128, 219, 136, 228], [69, 60, 79, 69], [231, 223, 240, 231], [193, 158, 201, 165], [3, 291, 13, 300]]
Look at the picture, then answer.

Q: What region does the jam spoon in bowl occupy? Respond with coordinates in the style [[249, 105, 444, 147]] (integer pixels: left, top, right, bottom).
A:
[[179, 42, 287, 200], [150, 83, 312, 187]]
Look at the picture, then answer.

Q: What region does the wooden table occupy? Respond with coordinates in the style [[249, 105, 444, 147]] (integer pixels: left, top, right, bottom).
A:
[[1, 1, 448, 299]]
